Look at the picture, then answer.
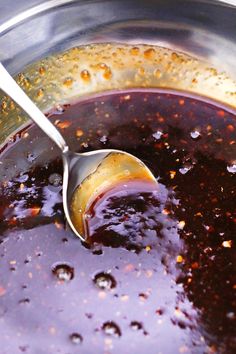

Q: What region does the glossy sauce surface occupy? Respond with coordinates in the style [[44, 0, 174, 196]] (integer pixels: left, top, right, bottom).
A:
[[0, 91, 236, 354]]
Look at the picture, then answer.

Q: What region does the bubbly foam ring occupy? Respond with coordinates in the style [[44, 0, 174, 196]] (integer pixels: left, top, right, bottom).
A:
[[1, 43, 236, 147]]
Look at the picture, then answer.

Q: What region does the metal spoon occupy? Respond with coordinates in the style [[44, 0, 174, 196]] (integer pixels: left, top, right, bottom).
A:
[[0, 62, 157, 242]]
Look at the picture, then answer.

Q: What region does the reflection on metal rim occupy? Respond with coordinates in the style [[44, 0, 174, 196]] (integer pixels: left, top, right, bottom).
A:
[[0, 0, 81, 34], [0, 0, 236, 35]]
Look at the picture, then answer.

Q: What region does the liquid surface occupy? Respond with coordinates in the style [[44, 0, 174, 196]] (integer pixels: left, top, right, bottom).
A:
[[0, 91, 236, 354]]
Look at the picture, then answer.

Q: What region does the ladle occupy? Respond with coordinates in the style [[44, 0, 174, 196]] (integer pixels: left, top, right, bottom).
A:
[[0, 62, 157, 242]]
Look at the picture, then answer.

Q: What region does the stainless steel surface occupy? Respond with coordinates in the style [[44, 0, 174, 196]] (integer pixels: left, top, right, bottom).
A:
[[0, 62, 156, 241], [0, 0, 236, 76]]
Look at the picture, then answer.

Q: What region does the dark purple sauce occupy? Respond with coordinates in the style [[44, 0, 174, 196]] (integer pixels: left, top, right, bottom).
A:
[[0, 91, 235, 353]]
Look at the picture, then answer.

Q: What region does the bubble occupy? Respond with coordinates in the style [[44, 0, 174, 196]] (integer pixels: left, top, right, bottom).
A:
[[144, 48, 156, 59], [27, 153, 36, 162], [55, 104, 65, 113], [52, 263, 74, 282], [19, 346, 29, 352], [190, 130, 201, 139], [104, 69, 112, 80], [93, 272, 116, 290], [24, 256, 32, 264], [70, 332, 83, 344], [39, 66, 46, 75], [227, 163, 236, 174], [17, 173, 29, 183], [81, 70, 91, 81], [130, 47, 140, 55], [102, 321, 121, 337], [19, 298, 30, 304], [130, 321, 143, 331], [152, 131, 163, 140], [36, 88, 44, 99], [154, 69, 162, 79], [48, 173, 62, 187], [63, 77, 73, 87]]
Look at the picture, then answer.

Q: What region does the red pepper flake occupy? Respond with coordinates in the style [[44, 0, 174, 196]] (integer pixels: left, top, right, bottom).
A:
[[76, 129, 84, 138], [205, 225, 215, 233], [217, 110, 225, 118], [179, 99, 185, 106], [180, 139, 188, 145], [124, 264, 135, 272], [155, 308, 163, 315], [227, 124, 234, 132], [216, 138, 223, 143], [0, 286, 6, 296], [162, 208, 170, 215], [206, 125, 212, 131], [158, 116, 164, 123], [176, 255, 184, 263], [191, 262, 199, 269], [154, 142, 163, 150], [56, 120, 71, 129], [8, 217, 17, 226], [195, 212, 203, 217], [54, 221, 63, 229], [30, 206, 41, 217], [145, 270, 153, 278]]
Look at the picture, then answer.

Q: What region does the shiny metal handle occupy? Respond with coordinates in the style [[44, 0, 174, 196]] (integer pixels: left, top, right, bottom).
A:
[[0, 62, 68, 153]]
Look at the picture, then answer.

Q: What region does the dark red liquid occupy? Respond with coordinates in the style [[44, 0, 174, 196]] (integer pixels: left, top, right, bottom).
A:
[[0, 91, 235, 353]]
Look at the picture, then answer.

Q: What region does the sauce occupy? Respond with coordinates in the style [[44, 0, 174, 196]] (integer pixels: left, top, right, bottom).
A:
[[0, 91, 235, 353]]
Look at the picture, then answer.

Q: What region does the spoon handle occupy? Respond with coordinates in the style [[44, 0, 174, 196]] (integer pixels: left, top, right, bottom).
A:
[[0, 62, 68, 153]]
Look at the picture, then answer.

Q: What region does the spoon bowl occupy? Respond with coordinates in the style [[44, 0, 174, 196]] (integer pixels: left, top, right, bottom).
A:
[[0, 62, 157, 242], [63, 149, 156, 240]]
